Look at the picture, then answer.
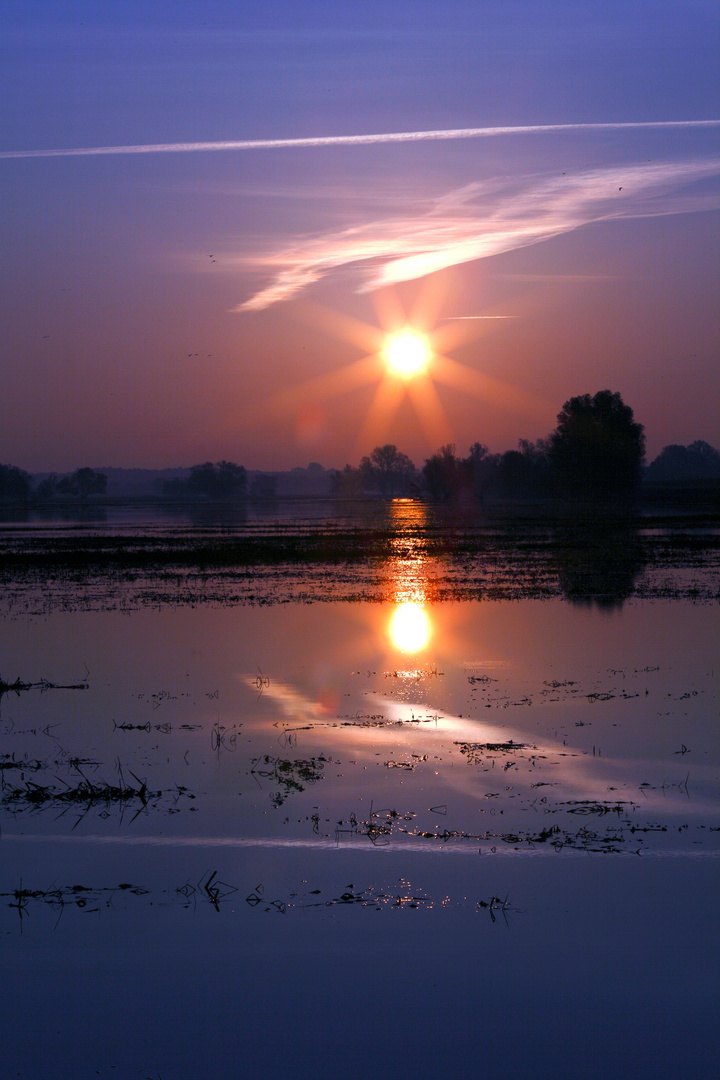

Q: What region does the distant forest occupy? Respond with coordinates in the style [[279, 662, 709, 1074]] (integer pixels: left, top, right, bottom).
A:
[[3, 391, 719, 506]]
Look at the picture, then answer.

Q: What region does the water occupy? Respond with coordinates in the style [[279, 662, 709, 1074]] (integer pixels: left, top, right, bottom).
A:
[[0, 507, 718, 1079]]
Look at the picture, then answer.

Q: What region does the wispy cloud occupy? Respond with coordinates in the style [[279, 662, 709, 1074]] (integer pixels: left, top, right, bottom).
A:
[[235, 158, 720, 311], [1, 119, 717, 159]]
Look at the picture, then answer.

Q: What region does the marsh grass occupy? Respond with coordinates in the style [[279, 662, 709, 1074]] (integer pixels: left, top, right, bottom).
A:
[[0, 509, 717, 611], [2, 767, 155, 809], [0, 675, 88, 697], [250, 754, 331, 805]]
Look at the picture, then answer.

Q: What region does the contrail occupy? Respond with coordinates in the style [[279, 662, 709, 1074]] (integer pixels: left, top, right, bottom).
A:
[[1, 119, 718, 160]]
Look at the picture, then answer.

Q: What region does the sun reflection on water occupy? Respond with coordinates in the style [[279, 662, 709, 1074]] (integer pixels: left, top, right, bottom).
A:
[[387, 500, 432, 652], [390, 602, 431, 652]]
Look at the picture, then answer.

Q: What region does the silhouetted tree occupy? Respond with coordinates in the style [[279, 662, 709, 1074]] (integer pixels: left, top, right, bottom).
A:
[[645, 440, 720, 484], [465, 442, 498, 501], [497, 450, 526, 496], [187, 461, 247, 500], [360, 445, 415, 497], [497, 439, 551, 498], [548, 390, 645, 499], [56, 467, 107, 499], [0, 463, 32, 502], [330, 464, 363, 497], [422, 444, 463, 502], [423, 443, 500, 502]]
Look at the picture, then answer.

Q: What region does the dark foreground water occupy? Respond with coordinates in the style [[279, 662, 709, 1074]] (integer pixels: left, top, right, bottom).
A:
[[0, 505, 717, 1079]]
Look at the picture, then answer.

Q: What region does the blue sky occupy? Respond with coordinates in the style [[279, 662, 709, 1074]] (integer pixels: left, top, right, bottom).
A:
[[1, 0, 718, 470]]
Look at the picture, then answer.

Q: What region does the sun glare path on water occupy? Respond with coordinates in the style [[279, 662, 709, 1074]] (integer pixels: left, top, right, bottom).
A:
[[390, 602, 431, 652]]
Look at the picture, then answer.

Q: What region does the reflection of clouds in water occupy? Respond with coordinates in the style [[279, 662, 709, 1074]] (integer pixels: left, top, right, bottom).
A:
[[245, 671, 714, 818], [332, 693, 711, 815], [243, 676, 329, 725]]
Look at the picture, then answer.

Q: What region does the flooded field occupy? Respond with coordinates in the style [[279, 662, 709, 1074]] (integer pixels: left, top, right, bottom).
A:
[[1, 504, 718, 1079], [1, 499, 718, 611]]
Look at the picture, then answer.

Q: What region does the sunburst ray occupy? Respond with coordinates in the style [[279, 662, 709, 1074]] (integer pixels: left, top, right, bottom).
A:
[[355, 375, 409, 453], [432, 353, 548, 418], [406, 375, 454, 447]]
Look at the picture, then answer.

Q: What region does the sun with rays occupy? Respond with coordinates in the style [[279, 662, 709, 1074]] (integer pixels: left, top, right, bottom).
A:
[[383, 330, 430, 378], [262, 277, 544, 454]]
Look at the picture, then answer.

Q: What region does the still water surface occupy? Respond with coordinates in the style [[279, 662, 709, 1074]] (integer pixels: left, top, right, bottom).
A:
[[0, 508, 717, 1079]]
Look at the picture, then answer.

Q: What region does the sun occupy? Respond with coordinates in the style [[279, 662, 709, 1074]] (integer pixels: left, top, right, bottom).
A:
[[258, 283, 545, 456], [384, 330, 430, 377]]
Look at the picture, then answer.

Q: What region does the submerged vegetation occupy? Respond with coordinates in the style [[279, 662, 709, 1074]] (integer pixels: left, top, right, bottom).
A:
[[0, 674, 89, 698], [0, 505, 716, 613], [0, 753, 193, 821], [250, 753, 331, 805]]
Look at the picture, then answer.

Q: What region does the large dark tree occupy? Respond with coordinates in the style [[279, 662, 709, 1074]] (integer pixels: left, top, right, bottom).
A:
[[548, 390, 645, 499]]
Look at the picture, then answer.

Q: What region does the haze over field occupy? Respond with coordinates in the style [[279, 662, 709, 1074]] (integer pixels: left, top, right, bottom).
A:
[[1, 0, 718, 472]]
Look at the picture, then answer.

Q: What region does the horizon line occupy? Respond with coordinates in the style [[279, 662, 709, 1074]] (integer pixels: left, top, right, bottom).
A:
[[2, 119, 719, 160]]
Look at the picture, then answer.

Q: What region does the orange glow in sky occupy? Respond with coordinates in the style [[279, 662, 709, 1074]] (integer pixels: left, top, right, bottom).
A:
[[257, 280, 549, 460]]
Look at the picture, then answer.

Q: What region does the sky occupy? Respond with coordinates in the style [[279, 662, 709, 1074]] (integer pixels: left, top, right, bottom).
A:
[[1, 0, 718, 472]]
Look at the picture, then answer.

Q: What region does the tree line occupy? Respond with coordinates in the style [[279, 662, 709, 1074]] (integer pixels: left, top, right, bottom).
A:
[[332, 390, 719, 503], [1, 390, 718, 505], [0, 466, 109, 503]]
